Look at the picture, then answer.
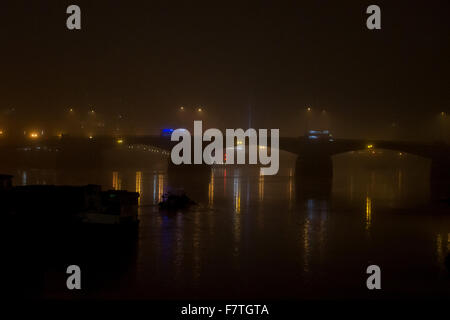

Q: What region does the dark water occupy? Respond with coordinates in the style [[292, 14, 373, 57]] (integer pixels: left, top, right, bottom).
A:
[[3, 150, 450, 299]]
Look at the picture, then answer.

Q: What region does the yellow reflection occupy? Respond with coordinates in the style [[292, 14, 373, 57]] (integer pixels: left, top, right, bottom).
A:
[[208, 170, 214, 207], [258, 172, 264, 202], [136, 171, 142, 206], [158, 173, 164, 203], [234, 176, 241, 214], [365, 196, 372, 232], [112, 171, 121, 190]]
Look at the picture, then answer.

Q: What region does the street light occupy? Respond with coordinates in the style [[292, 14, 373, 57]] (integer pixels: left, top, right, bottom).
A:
[[305, 107, 312, 133]]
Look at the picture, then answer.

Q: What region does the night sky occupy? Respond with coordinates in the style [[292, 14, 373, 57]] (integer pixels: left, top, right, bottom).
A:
[[1, 0, 449, 138]]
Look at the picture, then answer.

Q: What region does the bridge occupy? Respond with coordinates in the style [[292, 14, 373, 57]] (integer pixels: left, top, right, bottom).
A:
[[1, 134, 449, 197], [125, 135, 450, 187]]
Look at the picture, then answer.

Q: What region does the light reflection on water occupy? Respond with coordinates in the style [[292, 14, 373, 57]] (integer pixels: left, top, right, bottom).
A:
[[5, 151, 450, 299]]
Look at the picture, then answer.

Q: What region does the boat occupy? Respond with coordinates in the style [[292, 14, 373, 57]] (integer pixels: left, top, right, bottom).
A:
[[158, 191, 196, 211], [0, 174, 139, 235]]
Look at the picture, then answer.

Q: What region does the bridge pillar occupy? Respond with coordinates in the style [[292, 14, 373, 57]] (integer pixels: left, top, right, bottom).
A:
[[295, 155, 333, 198], [167, 160, 212, 199], [430, 157, 450, 200]]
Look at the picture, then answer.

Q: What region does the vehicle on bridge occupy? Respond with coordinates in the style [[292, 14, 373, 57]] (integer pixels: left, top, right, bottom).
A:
[[161, 128, 188, 138], [161, 128, 175, 137], [307, 129, 334, 142]]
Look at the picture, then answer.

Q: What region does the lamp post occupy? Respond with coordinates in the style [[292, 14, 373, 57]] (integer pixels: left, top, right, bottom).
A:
[[305, 107, 312, 134]]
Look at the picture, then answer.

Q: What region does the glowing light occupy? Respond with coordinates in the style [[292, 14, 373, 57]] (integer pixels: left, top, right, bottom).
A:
[[29, 132, 39, 139], [158, 174, 164, 203], [89, 135, 94, 139], [180, 106, 184, 111], [161, 128, 174, 137], [367, 144, 374, 149], [307, 107, 311, 111], [258, 173, 264, 201], [117, 139, 124, 144], [366, 196, 372, 231], [112, 171, 121, 190], [136, 171, 142, 207], [0, 130, 3, 136], [208, 170, 214, 208], [197, 107, 203, 112], [233, 176, 241, 214]]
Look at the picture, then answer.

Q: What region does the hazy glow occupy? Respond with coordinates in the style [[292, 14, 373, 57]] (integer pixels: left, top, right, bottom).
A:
[[366, 196, 372, 231], [29, 132, 39, 139]]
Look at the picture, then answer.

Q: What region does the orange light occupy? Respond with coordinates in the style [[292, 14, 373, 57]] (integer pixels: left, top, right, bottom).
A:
[[30, 132, 39, 139]]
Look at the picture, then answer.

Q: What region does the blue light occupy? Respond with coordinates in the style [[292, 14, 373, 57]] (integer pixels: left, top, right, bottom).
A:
[[308, 135, 318, 139], [161, 128, 175, 137]]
